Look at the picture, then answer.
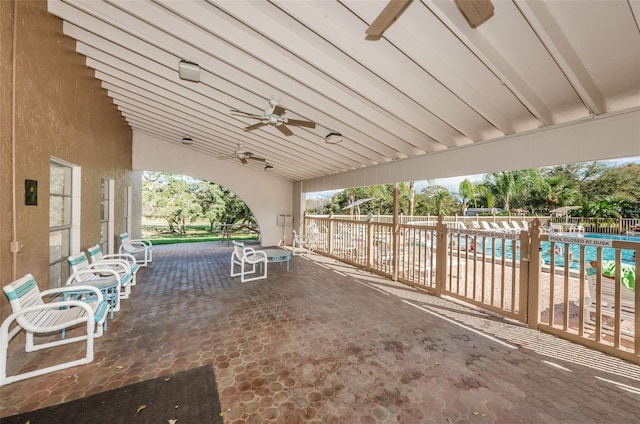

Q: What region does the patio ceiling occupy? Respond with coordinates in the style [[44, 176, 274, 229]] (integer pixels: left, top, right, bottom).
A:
[[47, 0, 640, 182]]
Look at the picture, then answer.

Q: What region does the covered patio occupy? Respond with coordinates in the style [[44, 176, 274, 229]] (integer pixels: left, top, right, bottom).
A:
[[2, 242, 639, 422]]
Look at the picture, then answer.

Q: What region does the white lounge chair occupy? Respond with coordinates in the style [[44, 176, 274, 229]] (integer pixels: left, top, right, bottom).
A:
[[501, 221, 514, 231], [489, 222, 504, 231], [480, 221, 492, 231], [230, 241, 268, 282], [1, 274, 108, 386], [501, 221, 522, 233], [510, 221, 524, 231], [119, 233, 154, 266]]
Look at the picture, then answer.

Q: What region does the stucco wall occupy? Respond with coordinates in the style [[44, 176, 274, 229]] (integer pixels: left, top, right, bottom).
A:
[[0, 0, 138, 321]]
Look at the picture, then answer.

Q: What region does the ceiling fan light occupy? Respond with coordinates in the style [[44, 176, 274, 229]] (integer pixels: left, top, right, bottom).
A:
[[325, 132, 343, 144], [178, 60, 200, 82], [264, 164, 274, 171], [181, 136, 193, 145]]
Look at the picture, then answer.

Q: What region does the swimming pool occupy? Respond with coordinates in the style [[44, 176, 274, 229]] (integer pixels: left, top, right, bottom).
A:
[[458, 232, 639, 270]]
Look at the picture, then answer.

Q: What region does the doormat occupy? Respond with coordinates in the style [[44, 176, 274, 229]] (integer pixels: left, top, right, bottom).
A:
[[2, 365, 222, 423]]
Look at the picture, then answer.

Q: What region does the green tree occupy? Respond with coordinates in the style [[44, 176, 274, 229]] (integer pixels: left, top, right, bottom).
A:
[[219, 188, 255, 226], [194, 180, 226, 232], [142, 172, 202, 234], [582, 163, 640, 208], [458, 179, 476, 213], [482, 169, 539, 211], [417, 185, 457, 215]]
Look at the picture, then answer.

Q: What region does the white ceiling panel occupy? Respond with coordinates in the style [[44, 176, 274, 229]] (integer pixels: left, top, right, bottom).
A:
[[47, 0, 640, 182]]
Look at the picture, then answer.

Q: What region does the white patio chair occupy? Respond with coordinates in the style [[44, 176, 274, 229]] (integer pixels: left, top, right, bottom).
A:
[[510, 221, 524, 231], [501, 221, 519, 233], [1, 274, 108, 386], [480, 221, 492, 231], [292, 230, 313, 256], [87, 244, 139, 286], [490, 222, 505, 231], [230, 241, 268, 282], [68, 252, 130, 315], [118, 233, 154, 266]]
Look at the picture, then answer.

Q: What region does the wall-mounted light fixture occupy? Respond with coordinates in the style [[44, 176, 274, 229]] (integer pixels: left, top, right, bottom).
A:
[[264, 163, 274, 171], [181, 136, 193, 145], [178, 60, 200, 82], [325, 131, 343, 144]]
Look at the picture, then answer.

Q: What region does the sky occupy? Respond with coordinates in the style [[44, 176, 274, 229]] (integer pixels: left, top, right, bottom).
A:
[[306, 156, 640, 200]]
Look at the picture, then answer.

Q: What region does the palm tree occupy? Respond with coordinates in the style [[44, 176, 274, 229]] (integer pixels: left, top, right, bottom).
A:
[[458, 179, 476, 214]]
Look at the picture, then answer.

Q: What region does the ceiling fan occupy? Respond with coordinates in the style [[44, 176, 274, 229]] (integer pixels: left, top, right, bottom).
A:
[[231, 99, 315, 136], [230, 145, 266, 165], [366, 0, 494, 37]]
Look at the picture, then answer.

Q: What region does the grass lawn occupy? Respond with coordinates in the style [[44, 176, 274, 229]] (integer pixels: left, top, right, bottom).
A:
[[142, 218, 260, 245]]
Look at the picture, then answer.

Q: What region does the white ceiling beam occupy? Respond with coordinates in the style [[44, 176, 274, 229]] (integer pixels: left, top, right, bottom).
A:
[[65, 23, 374, 170], [113, 97, 338, 178], [515, 0, 605, 115], [55, 0, 411, 163], [100, 75, 351, 178], [161, 0, 448, 152], [95, 0, 420, 158], [209, 0, 458, 149], [342, 0, 525, 137], [80, 44, 362, 170], [422, 0, 554, 126], [266, 0, 478, 143]]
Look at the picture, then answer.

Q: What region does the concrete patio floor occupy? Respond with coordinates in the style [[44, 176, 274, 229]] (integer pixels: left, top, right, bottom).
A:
[[2, 241, 640, 422]]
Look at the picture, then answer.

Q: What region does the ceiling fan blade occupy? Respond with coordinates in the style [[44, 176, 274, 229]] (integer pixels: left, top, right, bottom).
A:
[[454, 0, 494, 28], [366, 0, 412, 37], [272, 105, 286, 116], [276, 124, 294, 136], [240, 157, 248, 165], [244, 122, 268, 131], [285, 119, 315, 129], [248, 156, 266, 162]]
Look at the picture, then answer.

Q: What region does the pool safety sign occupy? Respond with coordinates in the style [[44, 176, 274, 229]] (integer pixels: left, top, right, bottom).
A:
[[548, 235, 613, 247], [454, 228, 519, 240]]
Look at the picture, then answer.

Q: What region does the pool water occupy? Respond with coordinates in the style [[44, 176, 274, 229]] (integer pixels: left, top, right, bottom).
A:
[[458, 232, 639, 270]]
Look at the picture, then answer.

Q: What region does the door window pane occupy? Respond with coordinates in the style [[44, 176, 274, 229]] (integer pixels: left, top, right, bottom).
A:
[[50, 164, 71, 195], [49, 229, 70, 263], [50, 160, 74, 289], [49, 196, 71, 227]]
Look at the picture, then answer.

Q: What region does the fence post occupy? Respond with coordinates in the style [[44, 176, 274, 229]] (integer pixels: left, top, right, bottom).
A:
[[435, 216, 448, 297], [527, 218, 542, 328], [302, 211, 307, 235], [367, 218, 374, 270], [328, 212, 334, 256], [392, 185, 399, 281], [518, 227, 530, 324]]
